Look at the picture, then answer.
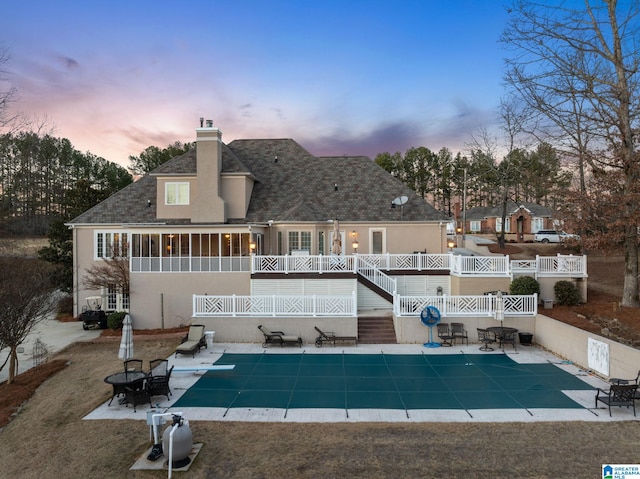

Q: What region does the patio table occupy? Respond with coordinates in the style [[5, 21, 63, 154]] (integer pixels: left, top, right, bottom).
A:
[[104, 370, 147, 405], [486, 326, 518, 345]]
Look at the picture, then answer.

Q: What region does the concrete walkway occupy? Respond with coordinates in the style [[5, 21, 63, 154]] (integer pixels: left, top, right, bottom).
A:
[[0, 316, 101, 384]]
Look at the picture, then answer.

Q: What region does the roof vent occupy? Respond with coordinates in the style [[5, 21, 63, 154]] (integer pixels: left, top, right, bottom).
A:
[[206, 119, 213, 128], [199, 117, 204, 127]]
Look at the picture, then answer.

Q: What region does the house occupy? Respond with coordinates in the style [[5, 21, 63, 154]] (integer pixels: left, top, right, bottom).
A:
[[69, 120, 453, 331], [461, 201, 555, 240]]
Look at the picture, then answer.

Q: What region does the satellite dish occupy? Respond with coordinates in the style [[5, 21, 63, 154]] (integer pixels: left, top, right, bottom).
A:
[[392, 195, 409, 206]]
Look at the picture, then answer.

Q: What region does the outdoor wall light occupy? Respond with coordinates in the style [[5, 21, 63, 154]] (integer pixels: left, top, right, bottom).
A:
[[352, 240, 359, 253], [249, 241, 256, 252], [147, 199, 152, 207], [334, 183, 338, 191], [447, 239, 456, 249]]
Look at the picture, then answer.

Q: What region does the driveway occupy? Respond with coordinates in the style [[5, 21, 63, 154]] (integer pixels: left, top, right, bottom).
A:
[[0, 316, 101, 383]]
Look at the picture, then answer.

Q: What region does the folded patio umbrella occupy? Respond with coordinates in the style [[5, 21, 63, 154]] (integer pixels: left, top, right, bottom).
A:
[[118, 314, 134, 360]]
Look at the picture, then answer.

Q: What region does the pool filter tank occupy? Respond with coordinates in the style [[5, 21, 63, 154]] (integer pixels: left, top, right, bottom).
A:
[[162, 414, 193, 468]]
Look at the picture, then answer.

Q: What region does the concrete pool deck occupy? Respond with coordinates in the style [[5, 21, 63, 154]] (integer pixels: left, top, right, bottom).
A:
[[83, 342, 640, 423]]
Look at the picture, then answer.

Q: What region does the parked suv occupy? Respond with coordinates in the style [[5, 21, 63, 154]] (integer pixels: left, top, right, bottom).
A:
[[534, 230, 580, 243]]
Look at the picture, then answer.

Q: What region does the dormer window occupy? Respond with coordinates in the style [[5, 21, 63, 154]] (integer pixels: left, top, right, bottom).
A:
[[165, 182, 190, 205]]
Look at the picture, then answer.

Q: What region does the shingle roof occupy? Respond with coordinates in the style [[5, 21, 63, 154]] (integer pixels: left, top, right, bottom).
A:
[[70, 138, 447, 225]]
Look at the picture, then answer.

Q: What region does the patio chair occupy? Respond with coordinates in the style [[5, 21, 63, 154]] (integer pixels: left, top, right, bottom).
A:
[[148, 359, 168, 378], [124, 359, 144, 372], [175, 324, 207, 357], [450, 322, 468, 345], [610, 369, 640, 386], [436, 323, 454, 347], [595, 383, 638, 416], [477, 328, 496, 352], [501, 330, 517, 351], [147, 365, 174, 401], [124, 378, 152, 412], [314, 326, 358, 347], [258, 325, 302, 348]]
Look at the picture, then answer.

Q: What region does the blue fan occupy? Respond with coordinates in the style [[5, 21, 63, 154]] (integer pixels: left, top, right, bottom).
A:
[[420, 305, 442, 348]]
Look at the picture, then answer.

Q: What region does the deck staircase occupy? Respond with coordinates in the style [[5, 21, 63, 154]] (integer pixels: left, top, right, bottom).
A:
[[357, 313, 397, 344]]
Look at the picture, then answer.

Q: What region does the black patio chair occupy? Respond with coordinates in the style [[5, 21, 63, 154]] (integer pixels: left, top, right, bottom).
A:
[[501, 330, 517, 351], [477, 328, 496, 352], [610, 369, 640, 386], [124, 359, 144, 372], [436, 323, 454, 347], [450, 322, 468, 345], [148, 359, 168, 378], [124, 378, 152, 412], [147, 365, 173, 401], [595, 384, 638, 416]]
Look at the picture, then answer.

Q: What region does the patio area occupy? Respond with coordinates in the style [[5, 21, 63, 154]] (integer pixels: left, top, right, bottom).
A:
[[83, 342, 639, 423]]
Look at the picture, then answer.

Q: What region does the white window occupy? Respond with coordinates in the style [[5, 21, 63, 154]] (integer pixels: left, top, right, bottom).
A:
[[532, 217, 544, 233], [496, 218, 511, 233], [370, 229, 385, 254], [288, 231, 311, 254], [95, 231, 129, 259], [470, 221, 481, 232], [165, 182, 190, 205]]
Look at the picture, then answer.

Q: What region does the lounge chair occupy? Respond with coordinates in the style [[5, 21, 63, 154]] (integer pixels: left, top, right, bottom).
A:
[[175, 324, 207, 357], [314, 326, 358, 347], [595, 383, 638, 416], [258, 325, 302, 348]]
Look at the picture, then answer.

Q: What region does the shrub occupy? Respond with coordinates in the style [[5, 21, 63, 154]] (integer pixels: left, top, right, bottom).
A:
[[510, 276, 540, 295], [554, 280, 581, 306], [107, 311, 127, 330]]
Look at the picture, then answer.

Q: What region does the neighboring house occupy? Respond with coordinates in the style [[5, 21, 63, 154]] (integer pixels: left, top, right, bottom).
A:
[[462, 201, 555, 239], [68, 120, 452, 330]]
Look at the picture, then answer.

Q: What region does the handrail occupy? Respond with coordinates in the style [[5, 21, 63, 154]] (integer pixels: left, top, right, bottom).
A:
[[356, 256, 397, 295]]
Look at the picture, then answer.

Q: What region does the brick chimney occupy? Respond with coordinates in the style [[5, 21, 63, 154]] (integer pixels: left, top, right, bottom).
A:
[[192, 119, 226, 223]]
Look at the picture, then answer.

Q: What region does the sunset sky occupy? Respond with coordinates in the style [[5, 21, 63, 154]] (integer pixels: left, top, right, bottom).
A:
[[1, 1, 510, 167]]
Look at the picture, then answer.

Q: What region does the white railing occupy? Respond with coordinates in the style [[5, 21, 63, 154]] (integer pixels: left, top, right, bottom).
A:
[[356, 256, 397, 295], [537, 254, 587, 276], [132, 253, 587, 277], [193, 292, 357, 317], [449, 255, 511, 276], [394, 294, 538, 317], [357, 253, 451, 271], [511, 259, 538, 274], [251, 254, 355, 274]]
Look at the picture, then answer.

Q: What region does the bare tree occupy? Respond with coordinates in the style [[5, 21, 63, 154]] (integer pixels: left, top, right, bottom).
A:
[[502, 0, 640, 307], [82, 248, 130, 302], [0, 47, 19, 133], [0, 258, 59, 383]]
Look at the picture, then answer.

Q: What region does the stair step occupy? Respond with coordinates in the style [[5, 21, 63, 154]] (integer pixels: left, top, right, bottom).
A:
[[357, 315, 397, 345]]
